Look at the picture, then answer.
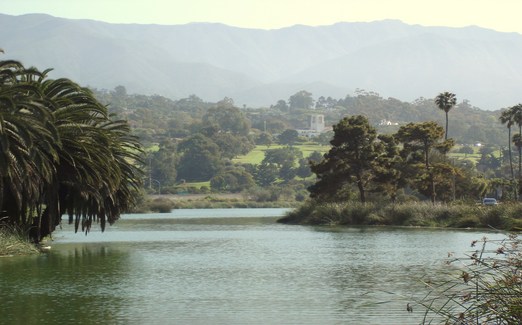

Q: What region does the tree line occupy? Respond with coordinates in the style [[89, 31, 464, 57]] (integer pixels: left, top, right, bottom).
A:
[[308, 91, 522, 204], [90, 86, 506, 198], [94, 87, 505, 150]]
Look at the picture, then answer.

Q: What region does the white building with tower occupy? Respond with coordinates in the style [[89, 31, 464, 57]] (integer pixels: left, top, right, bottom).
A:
[[310, 114, 325, 132], [297, 114, 330, 137]]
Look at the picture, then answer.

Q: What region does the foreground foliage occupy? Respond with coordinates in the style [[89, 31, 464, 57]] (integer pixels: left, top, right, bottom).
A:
[[419, 234, 522, 324], [0, 60, 143, 242]]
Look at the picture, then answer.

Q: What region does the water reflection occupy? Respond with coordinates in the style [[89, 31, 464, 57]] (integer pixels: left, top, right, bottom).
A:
[[1, 245, 130, 324], [0, 209, 506, 324]]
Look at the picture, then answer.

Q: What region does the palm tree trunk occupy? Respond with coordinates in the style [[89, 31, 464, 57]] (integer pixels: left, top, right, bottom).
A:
[[519, 125, 522, 200], [445, 111, 449, 140], [508, 127, 516, 198]]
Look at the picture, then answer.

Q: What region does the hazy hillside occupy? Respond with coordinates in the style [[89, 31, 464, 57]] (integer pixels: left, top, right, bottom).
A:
[[1, 13, 521, 109]]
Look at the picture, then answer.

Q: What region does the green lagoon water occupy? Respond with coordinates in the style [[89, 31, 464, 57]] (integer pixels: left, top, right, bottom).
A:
[[0, 208, 504, 324]]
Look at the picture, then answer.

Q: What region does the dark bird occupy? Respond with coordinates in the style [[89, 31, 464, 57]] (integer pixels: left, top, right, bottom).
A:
[[407, 303, 413, 313]]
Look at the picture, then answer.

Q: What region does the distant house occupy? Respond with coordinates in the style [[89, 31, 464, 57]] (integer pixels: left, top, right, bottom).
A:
[[297, 114, 332, 137], [378, 119, 399, 126]]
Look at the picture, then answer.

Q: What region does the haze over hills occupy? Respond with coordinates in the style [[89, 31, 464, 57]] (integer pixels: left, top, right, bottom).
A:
[[1, 13, 521, 110]]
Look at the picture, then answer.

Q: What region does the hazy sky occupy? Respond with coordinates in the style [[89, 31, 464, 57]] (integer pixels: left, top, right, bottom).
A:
[[2, 0, 522, 34]]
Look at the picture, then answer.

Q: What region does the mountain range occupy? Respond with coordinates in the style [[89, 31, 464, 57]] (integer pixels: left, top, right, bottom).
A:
[[1, 13, 521, 110]]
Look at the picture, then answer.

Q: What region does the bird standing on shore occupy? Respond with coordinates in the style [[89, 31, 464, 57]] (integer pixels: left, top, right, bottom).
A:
[[406, 303, 413, 313]]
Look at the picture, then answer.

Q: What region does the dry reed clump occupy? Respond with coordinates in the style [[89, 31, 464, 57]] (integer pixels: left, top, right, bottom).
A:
[[479, 203, 522, 230], [309, 202, 346, 225], [285, 201, 465, 227], [284, 201, 380, 225], [382, 203, 425, 225], [278, 201, 317, 224], [344, 202, 375, 224], [0, 227, 39, 256], [477, 205, 507, 228], [442, 205, 479, 228], [418, 234, 522, 324]]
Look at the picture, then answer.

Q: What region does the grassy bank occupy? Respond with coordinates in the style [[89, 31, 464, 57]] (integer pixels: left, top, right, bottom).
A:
[[133, 195, 299, 213], [278, 200, 522, 230], [0, 227, 39, 256]]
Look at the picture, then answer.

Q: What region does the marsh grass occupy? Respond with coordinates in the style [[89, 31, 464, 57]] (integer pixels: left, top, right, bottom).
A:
[[418, 234, 522, 324], [279, 200, 522, 230], [0, 224, 39, 256]]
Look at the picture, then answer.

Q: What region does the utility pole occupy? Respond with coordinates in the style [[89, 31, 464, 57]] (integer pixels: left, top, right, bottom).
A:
[[149, 156, 152, 189]]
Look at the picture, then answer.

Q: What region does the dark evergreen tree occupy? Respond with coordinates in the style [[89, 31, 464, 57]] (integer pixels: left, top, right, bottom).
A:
[[177, 134, 223, 181], [309, 115, 382, 203], [395, 121, 451, 203]]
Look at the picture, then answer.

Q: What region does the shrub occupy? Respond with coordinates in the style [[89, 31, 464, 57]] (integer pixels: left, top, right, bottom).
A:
[[450, 214, 481, 228], [479, 206, 507, 228], [366, 212, 386, 225], [345, 202, 374, 225], [385, 204, 416, 225], [148, 198, 175, 213], [295, 192, 307, 202]]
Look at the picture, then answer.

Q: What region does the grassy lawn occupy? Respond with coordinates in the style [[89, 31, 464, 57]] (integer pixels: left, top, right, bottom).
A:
[[176, 181, 210, 189], [448, 152, 481, 163], [234, 143, 329, 165], [449, 144, 500, 165]]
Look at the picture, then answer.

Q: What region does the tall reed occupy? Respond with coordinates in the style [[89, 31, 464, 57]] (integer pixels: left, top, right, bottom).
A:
[[418, 234, 522, 324]]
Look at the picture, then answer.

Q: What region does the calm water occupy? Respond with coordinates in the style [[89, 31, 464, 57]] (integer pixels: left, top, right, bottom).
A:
[[0, 208, 505, 325]]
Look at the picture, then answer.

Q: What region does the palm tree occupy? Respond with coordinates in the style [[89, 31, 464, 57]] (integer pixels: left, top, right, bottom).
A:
[[0, 60, 143, 242], [0, 61, 58, 229], [513, 133, 522, 184], [33, 74, 143, 240], [500, 108, 517, 198], [510, 104, 522, 200], [434, 92, 457, 140]]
